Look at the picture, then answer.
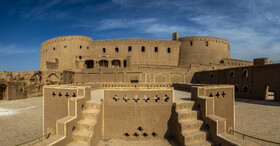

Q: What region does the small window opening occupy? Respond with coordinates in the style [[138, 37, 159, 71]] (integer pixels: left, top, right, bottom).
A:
[[85, 60, 94, 68], [64, 46, 67, 48], [205, 41, 208, 46], [243, 70, 248, 77], [244, 86, 248, 92], [128, 46, 132, 52], [115, 47, 119, 53], [235, 85, 239, 92], [87, 46, 89, 49], [155, 47, 158, 52], [53, 47, 55, 50], [103, 48, 106, 53], [142, 46, 145, 52], [124, 60, 127, 67], [210, 72, 213, 78], [167, 48, 171, 53], [190, 41, 193, 46], [79, 56, 82, 59], [80, 46, 82, 49], [230, 71, 234, 77]]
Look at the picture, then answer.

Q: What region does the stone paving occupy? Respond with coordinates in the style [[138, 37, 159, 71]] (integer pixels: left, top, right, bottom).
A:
[[0, 90, 280, 146]]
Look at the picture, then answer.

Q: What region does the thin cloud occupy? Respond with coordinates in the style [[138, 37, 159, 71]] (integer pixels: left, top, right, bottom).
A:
[[97, 18, 157, 30], [0, 44, 37, 55]]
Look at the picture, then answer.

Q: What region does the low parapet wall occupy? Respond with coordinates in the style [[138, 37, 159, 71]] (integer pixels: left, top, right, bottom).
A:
[[43, 85, 91, 145], [103, 88, 174, 140]]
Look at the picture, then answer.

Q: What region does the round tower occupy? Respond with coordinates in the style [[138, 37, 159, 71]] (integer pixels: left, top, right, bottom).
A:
[[178, 36, 231, 65]]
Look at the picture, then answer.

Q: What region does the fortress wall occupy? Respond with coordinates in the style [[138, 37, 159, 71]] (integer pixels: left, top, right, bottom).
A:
[[40, 35, 93, 71], [221, 58, 253, 67], [178, 36, 230, 65], [41, 36, 180, 71]]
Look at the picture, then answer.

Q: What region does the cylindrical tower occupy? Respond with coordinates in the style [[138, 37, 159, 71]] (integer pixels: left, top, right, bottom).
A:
[[178, 36, 230, 65]]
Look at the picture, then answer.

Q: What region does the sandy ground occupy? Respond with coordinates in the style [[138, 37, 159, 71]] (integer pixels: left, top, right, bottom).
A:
[[235, 97, 280, 146], [0, 97, 43, 146], [0, 90, 279, 146]]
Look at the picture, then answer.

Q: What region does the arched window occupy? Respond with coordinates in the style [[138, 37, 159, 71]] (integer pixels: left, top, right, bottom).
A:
[[235, 85, 239, 92], [230, 71, 234, 77], [99, 60, 108, 68], [103, 48, 106, 53], [87, 46, 89, 49], [243, 86, 248, 92], [115, 47, 119, 53], [112, 60, 121, 67], [210, 72, 213, 78], [64, 46, 67, 48], [190, 41, 193, 46], [128, 46, 132, 52], [155, 47, 158, 52], [243, 69, 248, 77], [79, 56, 82, 59], [85, 60, 94, 68], [80, 45, 82, 49], [53, 47, 55, 50], [167, 48, 171, 53], [142, 46, 145, 52], [205, 41, 208, 46]]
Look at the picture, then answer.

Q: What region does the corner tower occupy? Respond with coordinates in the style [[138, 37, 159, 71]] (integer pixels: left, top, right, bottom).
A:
[[177, 35, 231, 65]]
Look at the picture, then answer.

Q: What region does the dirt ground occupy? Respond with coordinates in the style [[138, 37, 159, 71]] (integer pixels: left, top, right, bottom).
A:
[[0, 92, 279, 146]]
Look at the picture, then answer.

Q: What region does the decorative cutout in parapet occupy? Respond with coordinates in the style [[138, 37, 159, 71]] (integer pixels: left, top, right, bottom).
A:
[[58, 92, 62, 98], [133, 133, 139, 137], [206, 124, 210, 130], [52, 92, 56, 97], [81, 104, 85, 109], [215, 92, 220, 98], [197, 103, 201, 110], [209, 93, 213, 97], [72, 126, 76, 131], [72, 93, 76, 97], [113, 95, 119, 102], [137, 127, 143, 132], [222, 91, 226, 97], [143, 95, 150, 102], [123, 95, 129, 102], [153, 95, 160, 102], [163, 95, 169, 102], [142, 133, 148, 137], [65, 92, 69, 98], [133, 96, 139, 103], [124, 133, 130, 137], [151, 132, 157, 137]]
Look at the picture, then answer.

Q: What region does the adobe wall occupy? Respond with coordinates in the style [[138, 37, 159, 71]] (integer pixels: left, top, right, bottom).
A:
[[40, 36, 180, 71], [192, 64, 280, 101], [178, 36, 231, 65]]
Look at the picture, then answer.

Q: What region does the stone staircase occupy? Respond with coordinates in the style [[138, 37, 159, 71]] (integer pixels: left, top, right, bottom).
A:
[[176, 100, 214, 146], [67, 101, 101, 146]]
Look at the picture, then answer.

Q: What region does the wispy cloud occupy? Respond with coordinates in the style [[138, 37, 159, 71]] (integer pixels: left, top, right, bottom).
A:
[[0, 44, 37, 55], [97, 18, 156, 30]]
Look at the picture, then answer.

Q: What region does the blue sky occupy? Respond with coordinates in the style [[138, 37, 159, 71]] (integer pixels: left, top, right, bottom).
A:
[[0, 0, 279, 71]]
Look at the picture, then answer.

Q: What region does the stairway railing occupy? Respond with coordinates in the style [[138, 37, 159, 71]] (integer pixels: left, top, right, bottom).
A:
[[229, 130, 280, 145], [15, 133, 51, 146]]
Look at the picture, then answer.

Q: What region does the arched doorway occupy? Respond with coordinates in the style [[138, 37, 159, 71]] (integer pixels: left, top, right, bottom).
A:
[[85, 60, 94, 68], [99, 60, 109, 68], [0, 84, 7, 100], [111, 60, 121, 68], [265, 84, 274, 100]]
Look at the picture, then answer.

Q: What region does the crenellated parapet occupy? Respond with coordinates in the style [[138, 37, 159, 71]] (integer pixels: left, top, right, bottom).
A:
[[41, 35, 93, 48], [179, 36, 229, 45], [93, 38, 180, 46]]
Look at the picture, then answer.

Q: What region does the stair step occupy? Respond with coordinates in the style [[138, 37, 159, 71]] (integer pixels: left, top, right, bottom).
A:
[[183, 130, 208, 144], [181, 120, 204, 131], [82, 109, 100, 119], [178, 110, 200, 121], [77, 119, 97, 130], [176, 101, 196, 111], [85, 101, 101, 109], [67, 141, 89, 146], [72, 129, 93, 143], [186, 140, 215, 146]]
